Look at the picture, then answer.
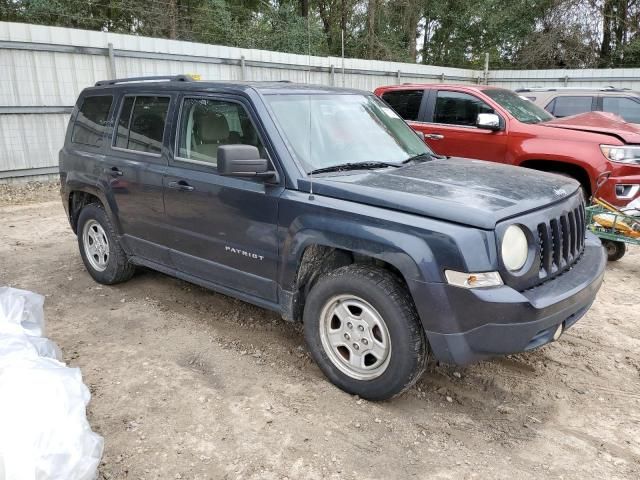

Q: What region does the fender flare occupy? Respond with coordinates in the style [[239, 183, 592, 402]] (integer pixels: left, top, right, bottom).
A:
[[278, 216, 440, 292], [64, 175, 123, 235]]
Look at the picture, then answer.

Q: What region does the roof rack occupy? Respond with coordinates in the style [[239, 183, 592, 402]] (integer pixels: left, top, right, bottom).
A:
[[95, 74, 195, 87], [515, 86, 631, 93]]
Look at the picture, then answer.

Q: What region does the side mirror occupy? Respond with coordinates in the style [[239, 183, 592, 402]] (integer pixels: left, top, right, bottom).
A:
[[476, 113, 502, 131], [217, 145, 277, 180]]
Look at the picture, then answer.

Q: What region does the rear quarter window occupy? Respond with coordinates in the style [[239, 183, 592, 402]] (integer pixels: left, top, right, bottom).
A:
[[71, 95, 113, 147]]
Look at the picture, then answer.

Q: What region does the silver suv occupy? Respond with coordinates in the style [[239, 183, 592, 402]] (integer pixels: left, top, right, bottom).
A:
[[517, 87, 640, 124]]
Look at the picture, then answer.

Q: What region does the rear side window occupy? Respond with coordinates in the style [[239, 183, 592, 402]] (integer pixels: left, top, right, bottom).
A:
[[381, 90, 423, 121], [602, 97, 640, 123], [114, 96, 170, 155], [71, 95, 113, 147], [549, 96, 592, 118], [433, 91, 494, 126]]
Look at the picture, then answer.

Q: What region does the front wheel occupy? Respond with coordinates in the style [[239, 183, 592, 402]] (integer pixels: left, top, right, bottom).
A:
[[603, 240, 626, 261], [303, 264, 428, 400]]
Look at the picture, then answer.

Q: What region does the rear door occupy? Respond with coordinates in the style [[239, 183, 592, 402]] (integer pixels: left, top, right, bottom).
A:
[[163, 93, 283, 302], [106, 93, 174, 265], [415, 89, 508, 162]]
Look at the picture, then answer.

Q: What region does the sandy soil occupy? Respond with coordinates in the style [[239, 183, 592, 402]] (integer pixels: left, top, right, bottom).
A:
[[0, 183, 639, 480]]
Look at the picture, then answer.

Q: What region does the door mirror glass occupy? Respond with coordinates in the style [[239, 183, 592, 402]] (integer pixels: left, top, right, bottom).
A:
[[476, 113, 502, 131], [217, 145, 275, 179]]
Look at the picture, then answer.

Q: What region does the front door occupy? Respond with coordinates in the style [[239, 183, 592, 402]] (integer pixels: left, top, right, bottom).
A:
[[163, 95, 282, 302], [414, 89, 508, 163]]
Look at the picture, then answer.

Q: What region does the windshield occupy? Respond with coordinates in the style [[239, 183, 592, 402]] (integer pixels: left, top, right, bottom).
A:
[[265, 94, 431, 174], [484, 88, 554, 124]]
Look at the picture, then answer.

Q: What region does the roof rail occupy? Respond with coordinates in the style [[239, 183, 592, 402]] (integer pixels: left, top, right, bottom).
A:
[[515, 86, 632, 93], [95, 74, 194, 87]]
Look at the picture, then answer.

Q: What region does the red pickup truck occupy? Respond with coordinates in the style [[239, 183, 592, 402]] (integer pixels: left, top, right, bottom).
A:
[[374, 84, 640, 206]]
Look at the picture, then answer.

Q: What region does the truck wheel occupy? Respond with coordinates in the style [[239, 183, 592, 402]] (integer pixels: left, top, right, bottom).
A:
[[77, 203, 135, 284], [603, 240, 626, 261], [303, 264, 428, 400]]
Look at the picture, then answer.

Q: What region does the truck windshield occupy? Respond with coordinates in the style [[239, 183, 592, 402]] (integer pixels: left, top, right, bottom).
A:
[[265, 94, 431, 174], [484, 88, 555, 124]]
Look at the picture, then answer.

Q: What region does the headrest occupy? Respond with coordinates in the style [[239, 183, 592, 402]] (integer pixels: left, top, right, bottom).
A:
[[195, 110, 229, 143]]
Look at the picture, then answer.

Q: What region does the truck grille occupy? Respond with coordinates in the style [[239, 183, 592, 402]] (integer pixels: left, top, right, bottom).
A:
[[536, 203, 586, 280]]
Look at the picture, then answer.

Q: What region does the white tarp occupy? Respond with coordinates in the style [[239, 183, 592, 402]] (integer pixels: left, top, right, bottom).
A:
[[0, 287, 103, 480]]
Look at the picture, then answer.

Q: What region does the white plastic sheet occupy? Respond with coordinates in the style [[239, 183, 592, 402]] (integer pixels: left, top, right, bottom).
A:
[[0, 287, 103, 480]]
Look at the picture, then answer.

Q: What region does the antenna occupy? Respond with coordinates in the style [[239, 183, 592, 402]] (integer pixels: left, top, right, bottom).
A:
[[307, 11, 314, 200], [307, 13, 312, 85], [341, 29, 345, 86]]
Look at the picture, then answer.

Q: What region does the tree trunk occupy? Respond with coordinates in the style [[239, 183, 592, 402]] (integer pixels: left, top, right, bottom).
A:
[[300, 0, 309, 17], [405, 0, 421, 61], [167, 0, 178, 39], [367, 0, 376, 58], [600, 0, 613, 65]]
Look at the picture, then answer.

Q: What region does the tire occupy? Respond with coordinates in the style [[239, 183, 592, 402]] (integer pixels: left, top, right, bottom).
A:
[[603, 240, 626, 261], [303, 264, 428, 401], [77, 203, 135, 284]]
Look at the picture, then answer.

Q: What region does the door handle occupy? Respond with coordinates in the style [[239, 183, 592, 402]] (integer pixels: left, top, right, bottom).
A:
[[168, 180, 195, 192], [425, 133, 444, 140], [108, 166, 123, 177]]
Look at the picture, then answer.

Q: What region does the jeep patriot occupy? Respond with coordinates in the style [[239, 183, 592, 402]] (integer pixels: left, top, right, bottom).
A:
[[60, 76, 606, 400]]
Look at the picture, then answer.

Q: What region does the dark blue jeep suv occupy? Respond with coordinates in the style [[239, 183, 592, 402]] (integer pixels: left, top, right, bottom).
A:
[[59, 75, 606, 400]]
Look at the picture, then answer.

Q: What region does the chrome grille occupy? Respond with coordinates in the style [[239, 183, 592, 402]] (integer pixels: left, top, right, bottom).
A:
[[536, 203, 586, 280]]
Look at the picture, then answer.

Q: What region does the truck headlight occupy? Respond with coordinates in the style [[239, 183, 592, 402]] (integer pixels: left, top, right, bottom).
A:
[[600, 145, 640, 165], [501, 225, 528, 271]]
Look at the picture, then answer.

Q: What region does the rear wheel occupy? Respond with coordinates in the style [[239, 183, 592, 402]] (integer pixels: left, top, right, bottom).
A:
[[603, 240, 626, 261], [303, 264, 428, 400], [77, 204, 135, 284]]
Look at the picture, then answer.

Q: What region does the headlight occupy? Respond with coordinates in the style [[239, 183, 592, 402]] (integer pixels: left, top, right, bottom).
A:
[[501, 225, 528, 271], [600, 145, 640, 165]]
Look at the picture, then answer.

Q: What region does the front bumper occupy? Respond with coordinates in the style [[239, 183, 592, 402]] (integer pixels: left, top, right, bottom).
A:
[[411, 234, 606, 365]]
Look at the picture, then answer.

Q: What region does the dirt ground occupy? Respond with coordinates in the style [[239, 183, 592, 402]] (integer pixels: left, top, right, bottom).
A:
[[1, 183, 639, 480]]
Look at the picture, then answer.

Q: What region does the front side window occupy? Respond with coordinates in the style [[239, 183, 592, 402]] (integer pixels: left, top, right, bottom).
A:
[[603, 97, 640, 123], [177, 98, 264, 166], [265, 93, 430, 173], [71, 95, 113, 147], [114, 96, 170, 154], [550, 96, 593, 118], [381, 90, 424, 121], [433, 91, 494, 126]]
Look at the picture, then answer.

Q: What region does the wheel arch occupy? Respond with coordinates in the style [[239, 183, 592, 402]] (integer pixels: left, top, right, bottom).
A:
[[518, 159, 592, 197], [66, 186, 121, 234], [278, 228, 429, 323]]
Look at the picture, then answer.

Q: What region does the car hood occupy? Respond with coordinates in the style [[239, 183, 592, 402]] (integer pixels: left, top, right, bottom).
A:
[[299, 158, 580, 229], [542, 111, 640, 144]]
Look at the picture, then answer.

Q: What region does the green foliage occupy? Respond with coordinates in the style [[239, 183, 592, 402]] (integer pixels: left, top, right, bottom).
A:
[[1, 0, 639, 68]]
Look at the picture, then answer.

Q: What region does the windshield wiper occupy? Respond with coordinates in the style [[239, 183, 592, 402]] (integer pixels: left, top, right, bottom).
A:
[[402, 152, 444, 164], [308, 161, 400, 175]]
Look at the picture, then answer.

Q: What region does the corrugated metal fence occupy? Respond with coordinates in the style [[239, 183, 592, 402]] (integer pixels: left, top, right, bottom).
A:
[[2, 21, 640, 180]]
